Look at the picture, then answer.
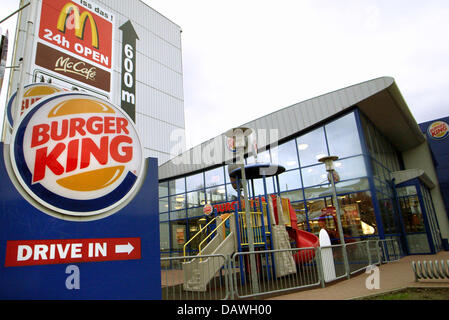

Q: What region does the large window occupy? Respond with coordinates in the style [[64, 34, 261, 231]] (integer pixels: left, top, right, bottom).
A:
[[170, 177, 185, 195], [186, 190, 205, 208], [305, 191, 377, 241], [205, 167, 225, 188], [277, 169, 302, 191], [159, 197, 169, 213], [377, 192, 398, 235], [325, 112, 362, 158], [360, 112, 402, 172], [171, 209, 186, 220], [339, 192, 377, 238], [206, 185, 226, 204], [271, 140, 299, 170], [186, 172, 204, 191], [333, 156, 367, 181], [301, 164, 327, 187], [297, 127, 328, 167], [159, 181, 169, 198], [187, 206, 203, 218], [170, 194, 185, 211]]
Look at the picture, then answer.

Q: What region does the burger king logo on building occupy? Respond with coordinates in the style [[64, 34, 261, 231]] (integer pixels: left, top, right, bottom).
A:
[[9, 92, 144, 220], [428, 121, 449, 140], [203, 204, 213, 216]]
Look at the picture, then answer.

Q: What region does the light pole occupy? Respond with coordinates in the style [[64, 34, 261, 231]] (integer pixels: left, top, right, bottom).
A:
[[225, 127, 259, 294], [318, 155, 350, 278]]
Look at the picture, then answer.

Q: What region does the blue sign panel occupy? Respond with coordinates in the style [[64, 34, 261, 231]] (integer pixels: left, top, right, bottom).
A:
[[0, 142, 161, 299], [419, 116, 449, 221]]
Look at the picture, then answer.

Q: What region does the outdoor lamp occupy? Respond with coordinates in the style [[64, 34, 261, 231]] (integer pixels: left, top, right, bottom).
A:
[[319, 155, 339, 172], [224, 126, 259, 293], [318, 155, 350, 278]]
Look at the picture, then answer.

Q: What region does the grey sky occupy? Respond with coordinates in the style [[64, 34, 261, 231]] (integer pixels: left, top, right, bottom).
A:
[[145, 0, 449, 149], [1, 0, 448, 150]]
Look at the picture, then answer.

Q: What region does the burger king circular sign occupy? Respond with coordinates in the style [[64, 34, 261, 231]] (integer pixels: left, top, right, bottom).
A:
[[6, 83, 65, 127], [428, 121, 449, 140], [9, 92, 144, 220]]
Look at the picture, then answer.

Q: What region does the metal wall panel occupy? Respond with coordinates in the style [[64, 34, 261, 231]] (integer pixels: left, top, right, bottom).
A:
[[131, 22, 182, 73], [135, 112, 185, 155], [136, 52, 183, 99], [136, 82, 185, 128]]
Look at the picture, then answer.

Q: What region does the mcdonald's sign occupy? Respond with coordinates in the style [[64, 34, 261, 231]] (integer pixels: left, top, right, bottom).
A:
[[56, 2, 99, 49], [38, 0, 113, 69]]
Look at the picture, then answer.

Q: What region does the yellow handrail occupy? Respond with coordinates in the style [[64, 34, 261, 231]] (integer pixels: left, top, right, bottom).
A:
[[198, 214, 234, 256], [183, 216, 217, 257], [238, 211, 266, 245]]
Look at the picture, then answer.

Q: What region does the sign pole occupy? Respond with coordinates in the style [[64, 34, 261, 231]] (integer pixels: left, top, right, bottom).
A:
[[12, 0, 36, 131]]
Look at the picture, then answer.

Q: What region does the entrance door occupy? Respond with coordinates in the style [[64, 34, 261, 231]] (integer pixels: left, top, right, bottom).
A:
[[395, 179, 443, 254]]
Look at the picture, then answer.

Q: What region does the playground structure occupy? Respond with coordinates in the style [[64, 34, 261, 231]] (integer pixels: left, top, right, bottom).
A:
[[182, 163, 320, 292]]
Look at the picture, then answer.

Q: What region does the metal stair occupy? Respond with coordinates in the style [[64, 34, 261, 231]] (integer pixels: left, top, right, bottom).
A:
[[182, 215, 237, 292]]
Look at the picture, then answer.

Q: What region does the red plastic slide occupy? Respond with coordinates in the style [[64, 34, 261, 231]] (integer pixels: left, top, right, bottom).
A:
[[272, 196, 319, 263]]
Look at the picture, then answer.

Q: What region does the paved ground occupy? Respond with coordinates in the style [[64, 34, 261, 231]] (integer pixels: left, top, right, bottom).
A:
[[268, 251, 449, 300]]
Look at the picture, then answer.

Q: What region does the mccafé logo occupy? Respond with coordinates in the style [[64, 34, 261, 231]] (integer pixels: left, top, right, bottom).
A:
[[10, 92, 144, 219], [55, 56, 96, 80], [6, 83, 64, 127], [57, 3, 99, 49], [428, 121, 449, 140]]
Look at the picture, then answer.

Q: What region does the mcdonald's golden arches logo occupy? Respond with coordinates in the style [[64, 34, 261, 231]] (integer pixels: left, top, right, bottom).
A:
[[57, 3, 99, 49], [38, 0, 113, 69]]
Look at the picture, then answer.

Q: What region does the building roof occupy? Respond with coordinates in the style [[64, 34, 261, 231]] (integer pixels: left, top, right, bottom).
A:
[[392, 169, 436, 189], [159, 76, 425, 180]]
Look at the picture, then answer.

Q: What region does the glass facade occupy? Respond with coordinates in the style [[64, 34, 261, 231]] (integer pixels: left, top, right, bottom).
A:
[[359, 112, 403, 243], [158, 109, 442, 256]]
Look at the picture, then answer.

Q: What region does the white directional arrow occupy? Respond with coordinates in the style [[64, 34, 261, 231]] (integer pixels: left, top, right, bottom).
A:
[[115, 242, 134, 254]]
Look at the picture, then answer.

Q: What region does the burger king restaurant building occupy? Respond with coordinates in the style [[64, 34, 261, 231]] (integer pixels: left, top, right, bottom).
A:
[[157, 77, 449, 258]]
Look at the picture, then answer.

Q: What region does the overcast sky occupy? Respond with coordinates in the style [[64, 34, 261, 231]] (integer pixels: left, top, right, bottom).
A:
[[1, 0, 449, 149]]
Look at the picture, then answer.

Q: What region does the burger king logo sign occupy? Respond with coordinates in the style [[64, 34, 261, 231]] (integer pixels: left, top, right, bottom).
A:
[[9, 92, 144, 220], [6, 83, 65, 127], [428, 121, 449, 140]]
